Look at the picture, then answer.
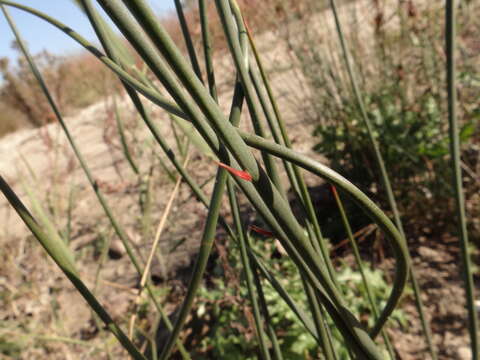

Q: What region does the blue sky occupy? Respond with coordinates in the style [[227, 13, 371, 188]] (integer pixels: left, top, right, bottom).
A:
[[0, 1, 175, 63]]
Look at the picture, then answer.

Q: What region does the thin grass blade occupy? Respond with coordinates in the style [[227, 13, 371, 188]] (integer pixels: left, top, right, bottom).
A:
[[446, 1, 479, 357]]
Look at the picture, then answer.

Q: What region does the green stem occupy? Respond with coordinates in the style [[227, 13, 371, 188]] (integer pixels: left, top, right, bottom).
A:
[[0, 176, 146, 360], [446, 1, 479, 358], [220, 0, 286, 197], [239, 130, 410, 338], [113, 95, 139, 175], [331, 185, 396, 359], [249, 260, 284, 360], [252, 255, 319, 342], [174, 0, 203, 82], [255, 80, 335, 284], [0, 2, 409, 357], [158, 46, 247, 359], [199, 0, 217, 100], [159, 166, 230, 360], [302, 277, 337, 360], [241, 10, 339, 290], [228, 181, 272, 360], [328, 0, 436, 355]]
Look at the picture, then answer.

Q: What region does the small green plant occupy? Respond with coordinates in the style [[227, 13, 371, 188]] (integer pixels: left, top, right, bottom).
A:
[[0, 336, 22, 358], [289, 1, 479, 225], [194, 240, 407, 359], [313, 90, 476, 209]]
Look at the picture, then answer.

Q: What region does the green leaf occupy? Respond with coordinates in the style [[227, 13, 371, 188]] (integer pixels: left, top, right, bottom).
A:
[[460, 122, 476, 143]]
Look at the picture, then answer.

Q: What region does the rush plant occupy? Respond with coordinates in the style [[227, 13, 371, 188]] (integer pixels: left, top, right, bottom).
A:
[[0, 0, 475, 359]]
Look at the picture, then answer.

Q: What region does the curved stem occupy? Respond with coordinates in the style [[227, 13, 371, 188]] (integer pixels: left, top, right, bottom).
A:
[[228, 181, 272, 360], [174, 0, 203, 82], [239, 130, 410, 338], [242, 10, 339, 289], [331, 185, 396, 359], [328, 0, 436, 353], [0, 1, 409, 356]]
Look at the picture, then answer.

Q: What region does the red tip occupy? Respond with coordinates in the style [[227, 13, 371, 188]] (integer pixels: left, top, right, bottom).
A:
[[249, 225, 275, 237], [330, 184, 338, 197], [216, 161, 252, 181]]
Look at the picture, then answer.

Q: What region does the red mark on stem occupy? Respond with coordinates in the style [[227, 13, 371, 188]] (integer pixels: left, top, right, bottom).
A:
[[249, 225, 275, 237], [216, 161, 252, 181], [330, 184, 339, 198]]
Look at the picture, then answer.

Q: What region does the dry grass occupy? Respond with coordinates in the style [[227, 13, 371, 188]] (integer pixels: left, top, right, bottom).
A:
[[0, 49, 118, 138]]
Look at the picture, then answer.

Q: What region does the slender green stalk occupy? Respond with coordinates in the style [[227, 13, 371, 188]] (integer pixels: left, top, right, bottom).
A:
[[239, 130, 409, 338], [139, 166, 153, 239], [36, 335, 99, 348], [228, 181, 272, 360], [249, 257, 284, 360], [251, 255, 319, 342], [157, 40, 249, 358], [63, 185, 76, 244], [0, 176, 146, 360], [331, 185, 395, 359], [21, 180, 73, 260], [154, 152, 176, 182], [3, 4, 190, 358], [241, 71, 344, 353], [158, 160, 229, 360], [302, 277, 337, 360], [131, 165, 185, 338], [217, 0, 286, 198], [173, 0, 203, 81], [328, 0, 436, 355], [446, 1, 479, 358], [73, 0, 136, 68], [169, 115, 188, 159], [106, 1, 348, 316], [327, 0, 399, 227], [199, 0, 217, 100], [0, 2, 412, 358], [322, 306, 340, 360], [113, 95, 139, 175], [241, 12, 339, 290], [199, 13, 283, 354], [201, 14, 277, 356]]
